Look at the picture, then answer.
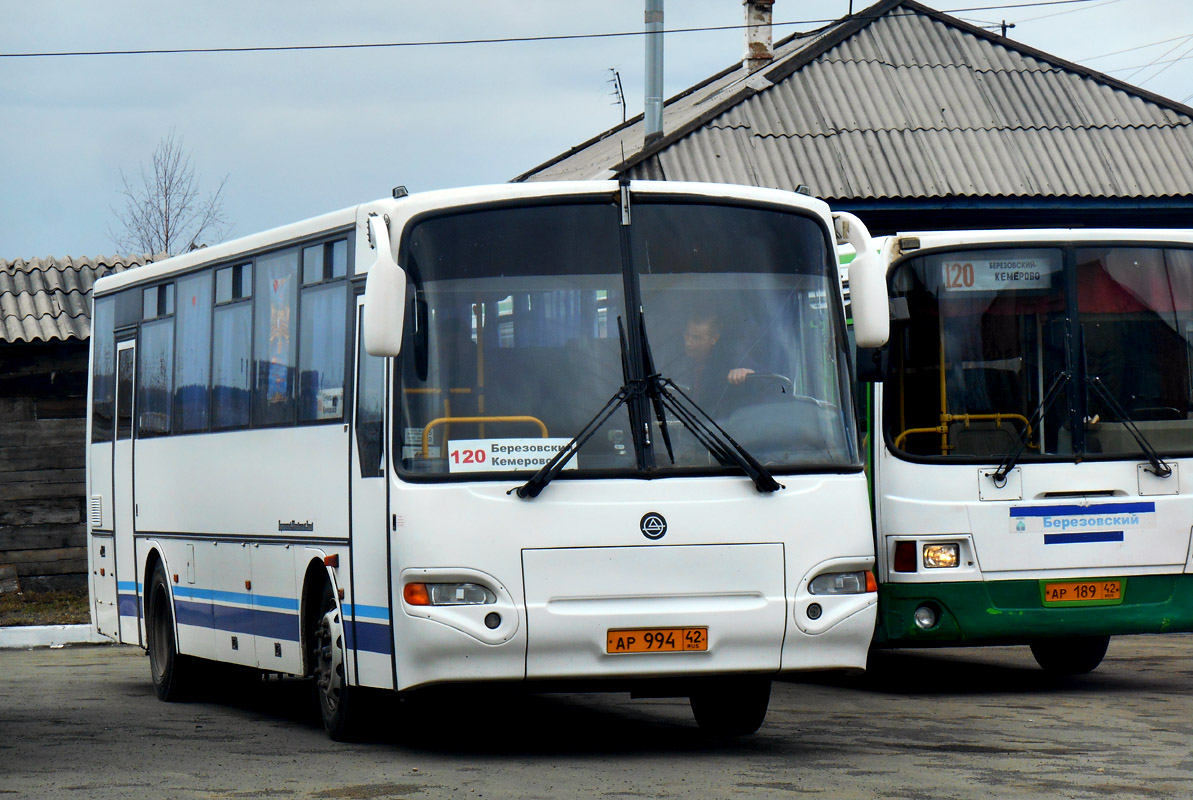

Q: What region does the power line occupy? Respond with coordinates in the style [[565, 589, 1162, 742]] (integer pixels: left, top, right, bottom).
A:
[[1102, 52, 1193, 73], [0, 0, 1101, 60], [1130, 39, 1193, 88], [1123, 35, 1193, 82], [1018, 0, 1123, 23], [1080, 34, 1193, 63]]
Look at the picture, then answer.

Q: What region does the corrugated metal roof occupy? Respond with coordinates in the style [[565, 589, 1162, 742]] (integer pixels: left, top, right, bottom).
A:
[[519, 0, 1193, 202], [0, 254, 157, 343]]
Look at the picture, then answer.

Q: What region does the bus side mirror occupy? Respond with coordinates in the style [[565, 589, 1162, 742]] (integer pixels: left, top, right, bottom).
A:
[[833, 212, 889, 349], [363, 214, 408, 356]]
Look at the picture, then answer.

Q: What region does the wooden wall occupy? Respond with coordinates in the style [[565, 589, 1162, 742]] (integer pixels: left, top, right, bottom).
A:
[[0, 340, 89, 591]]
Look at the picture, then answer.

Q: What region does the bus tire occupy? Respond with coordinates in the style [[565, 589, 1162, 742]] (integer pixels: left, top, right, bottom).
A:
[[1030, 636, 1110, 675], [689, 677, 771, 737], [146, 561, 198, 702], [311, 580, 360, 741]]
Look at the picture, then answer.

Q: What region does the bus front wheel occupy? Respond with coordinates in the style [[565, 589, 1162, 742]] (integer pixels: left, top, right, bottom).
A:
[[689, 677, 771, 737], [1029, 636, 1110, 675], [311, 581, 361, 740], [146, 562, 197, 701]]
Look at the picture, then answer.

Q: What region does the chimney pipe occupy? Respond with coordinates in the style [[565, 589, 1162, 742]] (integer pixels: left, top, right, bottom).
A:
[[644, 0, 664, 145], [744, 0, 774, 72]]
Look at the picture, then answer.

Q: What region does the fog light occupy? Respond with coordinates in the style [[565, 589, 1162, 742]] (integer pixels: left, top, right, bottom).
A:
[[807, 603, 823, 620], [913, 605, 937, 630], [485, 612, 501, 629], [923, 543, 960, 569]]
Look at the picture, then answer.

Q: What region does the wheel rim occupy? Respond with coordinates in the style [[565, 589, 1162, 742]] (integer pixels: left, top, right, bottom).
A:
[[314, 607, 345, 714]]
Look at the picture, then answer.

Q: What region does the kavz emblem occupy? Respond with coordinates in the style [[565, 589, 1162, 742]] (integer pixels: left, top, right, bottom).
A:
[[640, 512, 667, 540]]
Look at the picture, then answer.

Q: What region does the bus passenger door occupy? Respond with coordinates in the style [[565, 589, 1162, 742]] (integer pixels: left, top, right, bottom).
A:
[[348, 297, 394, 689], [89, 340, 120, 639], [113, 340, 139, 644]]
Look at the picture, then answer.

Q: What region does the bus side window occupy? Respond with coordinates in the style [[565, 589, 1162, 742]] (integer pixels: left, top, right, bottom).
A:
[[174, 271, 212, 432], [356, 308, 385, 478], [252, 249, 299, 426], [298, 241, 349, 423], [91, 296, 116, 442], [213, 263, 253, 429], [138, 283, 175, 437]]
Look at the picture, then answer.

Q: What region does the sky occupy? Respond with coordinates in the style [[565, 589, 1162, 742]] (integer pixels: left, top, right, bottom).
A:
[[3, 0, 1191, 261]]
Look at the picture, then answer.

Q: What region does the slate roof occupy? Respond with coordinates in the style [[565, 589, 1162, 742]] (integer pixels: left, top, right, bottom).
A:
[[0, 254, 157, 343], [516, 0, 1193, 203]]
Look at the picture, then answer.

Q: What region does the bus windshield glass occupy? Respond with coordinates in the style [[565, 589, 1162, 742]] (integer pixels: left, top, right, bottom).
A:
[[888, 244, 1193, 459], [396, 198, 858, 478]]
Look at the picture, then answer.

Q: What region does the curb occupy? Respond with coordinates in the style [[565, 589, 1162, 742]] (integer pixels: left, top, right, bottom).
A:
[[0, 624, 112, 650]]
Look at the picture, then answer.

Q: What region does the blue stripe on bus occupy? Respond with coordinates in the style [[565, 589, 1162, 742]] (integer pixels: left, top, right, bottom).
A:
[[1044, 531, 1126, 545], [1011, 502, 1155, 517], [115, 582, 393, 655], [344, 603, 390, 620], [346, 619, 394, 655], [172, 586, 300, 611], [117, 593, 139, 617], [178, 599, 301, 641], [168, 595, 394, 655], [117, 581, 140, 592]]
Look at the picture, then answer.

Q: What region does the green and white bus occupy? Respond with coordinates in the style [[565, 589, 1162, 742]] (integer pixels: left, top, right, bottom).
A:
[[861, 228, 1193, 673]]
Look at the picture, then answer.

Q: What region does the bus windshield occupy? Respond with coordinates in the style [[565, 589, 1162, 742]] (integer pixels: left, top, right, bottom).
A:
[[888, 244, 1193, 460], [396, 198, 858, 478]]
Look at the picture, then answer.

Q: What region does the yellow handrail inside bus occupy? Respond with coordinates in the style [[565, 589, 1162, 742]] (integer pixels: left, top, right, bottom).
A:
[[421, 415, 549, 457], [894, 412, 1034, 452]]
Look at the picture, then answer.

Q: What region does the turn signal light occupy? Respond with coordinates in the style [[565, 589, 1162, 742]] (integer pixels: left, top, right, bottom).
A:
[[404, 583, 431, 606], [893, 541, 917, 573]]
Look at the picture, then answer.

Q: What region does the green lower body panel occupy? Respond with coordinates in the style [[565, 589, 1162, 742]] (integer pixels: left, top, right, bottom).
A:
[[876, 574, 1193, 646]]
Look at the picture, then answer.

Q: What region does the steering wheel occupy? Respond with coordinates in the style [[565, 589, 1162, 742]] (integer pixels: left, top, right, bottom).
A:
[[740, 372, 793, 394]]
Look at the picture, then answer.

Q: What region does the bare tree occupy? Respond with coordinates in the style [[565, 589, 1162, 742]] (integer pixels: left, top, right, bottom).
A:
[[110, 129, 230, 256]]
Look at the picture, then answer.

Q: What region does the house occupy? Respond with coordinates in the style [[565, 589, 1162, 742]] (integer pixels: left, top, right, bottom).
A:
[[517, 0, 1193, 233], [0, 254, 154, 591]]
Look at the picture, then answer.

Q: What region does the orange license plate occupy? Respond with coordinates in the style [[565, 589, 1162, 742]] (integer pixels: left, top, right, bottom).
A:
[[606, 627, 708, 654], [1042, 580, 1123, 605]]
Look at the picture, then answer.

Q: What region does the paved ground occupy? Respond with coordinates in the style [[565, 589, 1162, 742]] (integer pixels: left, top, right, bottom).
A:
[[1, 634, 1191, 799]]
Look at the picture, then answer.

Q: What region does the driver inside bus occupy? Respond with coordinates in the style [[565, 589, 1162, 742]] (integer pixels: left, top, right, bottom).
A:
[[672, 308, 755, 413]]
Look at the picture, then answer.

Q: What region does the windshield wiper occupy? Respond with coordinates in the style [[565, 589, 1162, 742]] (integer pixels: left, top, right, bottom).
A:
[[512, 320, 644, 499], [991, 370, 1070, 485], [650, 376, 784, 493], [513, 315, 783, 499], [634, 311, 780, 492], [1085, 375, 1172, 478]]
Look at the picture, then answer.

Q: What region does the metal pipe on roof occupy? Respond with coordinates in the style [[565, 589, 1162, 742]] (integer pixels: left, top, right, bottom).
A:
[[644, 0, 664, 145]]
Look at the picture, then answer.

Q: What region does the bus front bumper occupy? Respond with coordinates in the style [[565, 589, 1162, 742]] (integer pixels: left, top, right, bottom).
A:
[[875, 574, 1193, 646]]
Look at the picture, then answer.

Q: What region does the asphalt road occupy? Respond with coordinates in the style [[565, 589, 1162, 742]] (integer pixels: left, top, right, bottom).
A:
[[2, 634, 1192, 799]]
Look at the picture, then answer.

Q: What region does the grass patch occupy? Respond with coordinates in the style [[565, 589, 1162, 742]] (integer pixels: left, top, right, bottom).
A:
[[0, 588, 91, 627]]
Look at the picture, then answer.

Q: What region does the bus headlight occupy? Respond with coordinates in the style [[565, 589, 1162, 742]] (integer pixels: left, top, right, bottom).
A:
[[404, 582, 497, 606], [809, 571, 878, 595], [923, 544, 960, 569]]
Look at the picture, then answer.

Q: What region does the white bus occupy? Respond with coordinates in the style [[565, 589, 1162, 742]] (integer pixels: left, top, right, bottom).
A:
[[87, 180, 889, 739], [864, 228, 1193, 673]]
